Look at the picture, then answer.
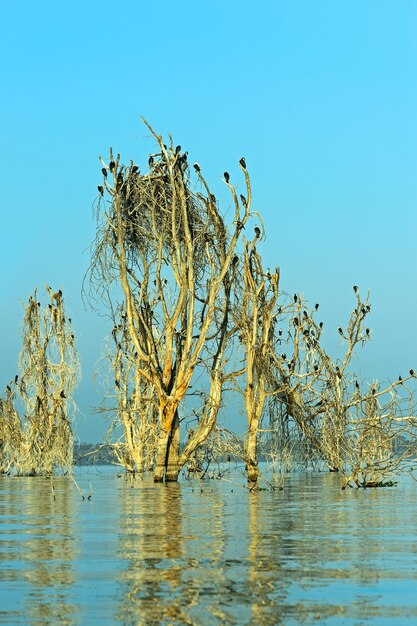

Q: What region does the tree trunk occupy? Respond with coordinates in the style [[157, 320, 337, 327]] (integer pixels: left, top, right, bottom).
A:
[[246, 428, 259, 484], [154, 410, 181, 482]]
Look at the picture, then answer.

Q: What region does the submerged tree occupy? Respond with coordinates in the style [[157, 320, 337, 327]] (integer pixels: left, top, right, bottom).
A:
[[103, 309, 158, 473], [0, 379, 23, 473], [267, 288, 417, 487], [16, 287, 80, 475], [234, 235, 281, 483], [87, 120, 251, 481]]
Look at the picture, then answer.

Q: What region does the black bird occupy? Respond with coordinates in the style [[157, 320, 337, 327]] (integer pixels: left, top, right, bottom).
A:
[[315, 303, 319, 310], [338, 327, 343, 335], [6, 385, 11, 392], [109, 161, 115, 172], [224, 171, 230, 183], [239, 157, 246, 169], [293, 317, 299, 326], [60, 390, 66, 398], [240, 194, 247, 207], [131, 165, 139, 173], [314, 365, 319, 371], [115, 379, 120, 388], [398, 375, 403, 383], [294, 294, 298, 303], [319, 322, 323, 329], [353, 285, 358, 293], [282, 353, 287, 360], [365, 328, 370, 336], [303, 329, 309, 336], [193, 162, 200, 172], [149, 155, 154, 166], [410, 369, 415, 376], [175, 145, 181, 154], [278, 330, 282, 336], [355, 381, 360, 389], [101, 167, 107, 178], [14, 375, 18, 383], [97, 185, 104, 195], [232, 256, 239, 265], [303, 311, 308, 318], [254, 226, 260, 238]]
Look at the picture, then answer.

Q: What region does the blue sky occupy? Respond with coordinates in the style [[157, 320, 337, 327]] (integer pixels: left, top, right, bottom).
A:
[[1, 1, 416, 441]]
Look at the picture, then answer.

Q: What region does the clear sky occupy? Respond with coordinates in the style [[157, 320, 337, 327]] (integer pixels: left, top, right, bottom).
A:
[[1, 1, 416, 442]]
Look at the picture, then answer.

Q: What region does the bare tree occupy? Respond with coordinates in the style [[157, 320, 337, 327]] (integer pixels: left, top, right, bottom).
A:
[[267, 288, 417, 487], [104, 309, 159, 473], [0, 379, 23, 473], [16, 288, 80, 475], [233, 236, 280, 483], [87, 121, 251, 481]]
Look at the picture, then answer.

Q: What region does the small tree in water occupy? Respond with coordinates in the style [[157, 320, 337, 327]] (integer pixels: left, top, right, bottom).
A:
[[16, 287, 80, 475]]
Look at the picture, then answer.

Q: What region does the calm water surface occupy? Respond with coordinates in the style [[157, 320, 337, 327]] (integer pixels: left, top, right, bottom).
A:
[[1, 466, 417, 625]]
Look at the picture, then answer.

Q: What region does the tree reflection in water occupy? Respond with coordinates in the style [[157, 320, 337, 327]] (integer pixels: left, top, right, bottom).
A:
[[0, 476, 77, 626]]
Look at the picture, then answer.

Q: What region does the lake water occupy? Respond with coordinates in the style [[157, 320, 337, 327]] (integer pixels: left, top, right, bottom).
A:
[[1, 465, 417, 625]]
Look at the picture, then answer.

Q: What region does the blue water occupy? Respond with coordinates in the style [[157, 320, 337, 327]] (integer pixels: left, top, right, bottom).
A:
[[1, 466, 417, 624]]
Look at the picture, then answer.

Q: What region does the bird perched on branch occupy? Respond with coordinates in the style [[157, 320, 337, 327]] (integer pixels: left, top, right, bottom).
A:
[[239, 157, 246, 169], [193, 162, 200, 172], [240, 194, 247, 207], [60, 390, 66, 398], [254, 226, 260, 238], [224, 171, 230, 183], [148, 155, 154, 166], [338, 327, 343, 335], [98, 185, 104, 195], [353, 285, 358, 293], [109, 161, 115, 172], [315, 303, 319, 310], [101, 168, 107, 178]]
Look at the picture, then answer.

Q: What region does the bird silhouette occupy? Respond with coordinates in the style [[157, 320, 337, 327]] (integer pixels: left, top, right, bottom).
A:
[[254, 226, 260, 238], [239, 157, 246, 169], [224, 171, 230, 183], [353, 285, 358, 293], [193, 162, 200, 172], [101, 168, 107, 178], [338, 327, 343, 335], [98, 185, 104, 195], [109, 161, 115, 172]]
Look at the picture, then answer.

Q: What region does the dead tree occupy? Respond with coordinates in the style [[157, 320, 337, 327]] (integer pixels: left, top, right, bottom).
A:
[[234, 235, 280, 483], [17, 288, 80, 475], [87, 120, 251, 481], [269, 288, 417, 487], [0, 379, 23, 473], [104, 309, 159, 472]]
